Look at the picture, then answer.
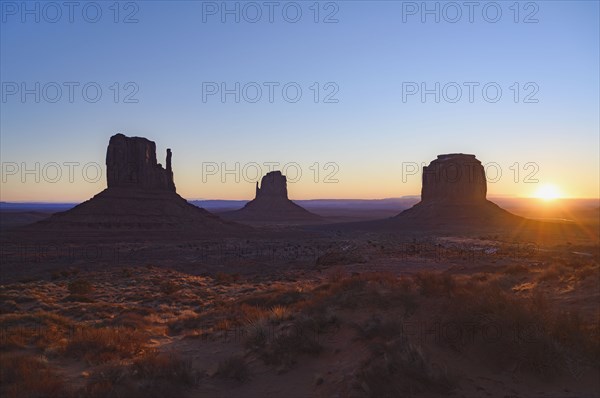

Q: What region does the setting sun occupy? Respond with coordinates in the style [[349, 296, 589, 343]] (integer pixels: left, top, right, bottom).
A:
[[534, 184, 562, 201]]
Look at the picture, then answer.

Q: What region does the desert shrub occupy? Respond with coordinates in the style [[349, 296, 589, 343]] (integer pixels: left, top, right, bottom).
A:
[[65, 326, 146, 364], [81, 352, 196, 398], [489, 273, 521, 291], [574, 262, 599, 281], [259, 323, 323, 370], [352, 315, 404, 342], [244, 317, 270, 349], [243, 306, 330, 371], [269, 305, 292, 323], [65, 294, 97, 303], [68, 279, 94, 295], [160, 281, 181, 295], [103, 311, 150, 330], [0, 311, 74, 352], [305, 272, 418, 315], [239, 288, 306, 308], [325, 266, 348, 283], [216, 355, 249, 382], [440, 281, 599, 378], [295, 306, 339, 336], [355, 339, 456, 397], [81, 363, 128, 398], [239, 304, 270, 322], [503, 264, 530, 275], [414, 271, 455, 297], [132, 351, 196, 385], [214, 272, 240, 284], [167, 314, 207, 335], [537, 264, 569, 282], [0, 353, 67, 398]]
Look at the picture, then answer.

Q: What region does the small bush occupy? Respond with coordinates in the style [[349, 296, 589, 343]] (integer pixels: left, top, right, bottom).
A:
[[537, 264, 569, 282], [415, 271, 455, 297], [355, 339, 456, 397], [504, 264, 530, 275], [68, 279, 94, 295], [132, 351, 196, 385], [269, 305, 292, 323], [216, 355, 249, 382], [65, 326, 146, 364], [0, 353, 67, 398], [352, 315, 403, 342], [214, 272, 240, 284], [160, 281, 181, 295]]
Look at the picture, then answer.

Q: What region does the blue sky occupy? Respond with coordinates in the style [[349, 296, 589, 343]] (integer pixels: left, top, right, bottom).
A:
[[1, 0, 598, 201]]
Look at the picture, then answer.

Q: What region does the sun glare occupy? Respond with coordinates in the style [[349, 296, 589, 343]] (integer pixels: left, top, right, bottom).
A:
[[534, 184, 562, 201]]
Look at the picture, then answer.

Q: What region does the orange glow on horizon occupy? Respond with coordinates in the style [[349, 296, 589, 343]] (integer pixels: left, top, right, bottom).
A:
[[532, 184, 563, 201]]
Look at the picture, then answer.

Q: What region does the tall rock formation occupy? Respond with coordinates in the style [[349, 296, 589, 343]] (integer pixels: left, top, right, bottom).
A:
[[106, 133, 176, 191], [392, 153, 520, 228], [255, 171, 289, 200], [223, 171, 321, 224], [420, 154, 487, 204], [27, 134, 242, 236]]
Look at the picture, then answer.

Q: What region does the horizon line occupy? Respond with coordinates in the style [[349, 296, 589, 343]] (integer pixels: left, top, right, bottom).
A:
[[2, 196, 599, 204]]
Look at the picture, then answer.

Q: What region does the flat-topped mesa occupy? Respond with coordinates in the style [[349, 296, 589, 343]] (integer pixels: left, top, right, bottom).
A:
[[106, 133, 175, 191], [421, 153, 487, 203], [255, 171, 288, 200]]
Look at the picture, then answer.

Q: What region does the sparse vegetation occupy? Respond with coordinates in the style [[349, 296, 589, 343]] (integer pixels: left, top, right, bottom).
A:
[[0, 238, 597, 397], [65, 326, 146, 364], [68, 278, 94, 295], [216, 355, 249, 382], [0, 353, 67, 398], [355, 338, 456, 397], [132, 350, 196, 385]]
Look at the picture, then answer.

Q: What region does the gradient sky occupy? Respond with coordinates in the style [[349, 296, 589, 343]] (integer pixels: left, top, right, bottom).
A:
[[1, 0, 599, 201]]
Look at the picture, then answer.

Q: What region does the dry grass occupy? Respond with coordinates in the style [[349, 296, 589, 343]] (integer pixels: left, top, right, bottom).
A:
[[65, 326, 147, 364], [414, 271, 456, 297], [214, 272, 241, 284], [352, 315, 404, 342], [238, 288, 306, 308], [269, 305, 292, 323], [132, 350, 196, 385], [355, 338, 456, 397], [2, 255, 596, 397], [0, 311, 74, 352], [68, 278, 94, 295], [0, 353, 67, 398], [440, 278, 600, 377], [160, 281, 182, 295], [216, 354, 249, 382], [257, 320, 323, 370], [81, 351, 197, 398], [503, 264, 530, 275], [537, 263, 570, 282]]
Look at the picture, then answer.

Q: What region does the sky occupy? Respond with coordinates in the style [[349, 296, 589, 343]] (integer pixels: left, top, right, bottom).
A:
[[1, 0, 599, 201]]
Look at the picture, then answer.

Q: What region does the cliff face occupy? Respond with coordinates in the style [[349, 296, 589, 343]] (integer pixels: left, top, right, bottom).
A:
[[391, 153, 520, 228], [421, 154, 486, 203], [255, 171, 288, 200], [106, 133, 175, 191]]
